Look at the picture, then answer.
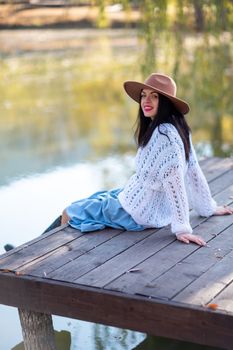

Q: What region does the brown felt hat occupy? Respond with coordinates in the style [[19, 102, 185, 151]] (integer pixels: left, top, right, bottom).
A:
[[123, 73, 190, 115]]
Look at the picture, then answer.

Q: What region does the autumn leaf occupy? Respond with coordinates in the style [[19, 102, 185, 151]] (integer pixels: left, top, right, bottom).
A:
[[207, 303, 218, 310]]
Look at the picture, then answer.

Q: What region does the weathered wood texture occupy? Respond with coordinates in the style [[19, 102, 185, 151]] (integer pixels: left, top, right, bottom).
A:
[[0, 157, 232, 349]]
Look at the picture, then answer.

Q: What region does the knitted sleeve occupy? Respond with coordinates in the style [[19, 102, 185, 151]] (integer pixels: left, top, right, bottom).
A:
[[162, 163, 193, 236], [151, 126, 193, 235], [186, 137, 217, 217]]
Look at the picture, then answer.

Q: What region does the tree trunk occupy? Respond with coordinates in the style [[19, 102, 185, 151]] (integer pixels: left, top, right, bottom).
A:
[[18, 308, 57, 350], [192, 0, 204, 31]]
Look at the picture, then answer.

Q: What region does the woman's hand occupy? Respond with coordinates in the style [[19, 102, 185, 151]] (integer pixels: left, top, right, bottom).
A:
[[176, 205, 233, 246], [213, 205, 233, 216], [176, 233, 206, 246]]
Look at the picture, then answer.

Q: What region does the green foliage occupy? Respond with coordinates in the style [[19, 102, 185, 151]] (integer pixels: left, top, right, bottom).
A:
[[0, 0, 233, 184], [139, 0, 168, 76], [95, 0, 110, 28], [105, 0, 233, 32], [1, 28, 232, 168]]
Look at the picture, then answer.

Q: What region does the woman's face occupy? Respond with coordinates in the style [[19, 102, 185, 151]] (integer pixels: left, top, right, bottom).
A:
[[140, 88, 159, 119]]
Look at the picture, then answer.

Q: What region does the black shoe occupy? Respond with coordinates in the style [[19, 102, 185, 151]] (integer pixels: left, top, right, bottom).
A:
[[4, 244, 15, 252], [3, 216, 62, 253], [43, 215, 62, 234]]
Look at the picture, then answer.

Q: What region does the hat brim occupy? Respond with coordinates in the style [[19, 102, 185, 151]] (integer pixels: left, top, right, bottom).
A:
[[124, 81, 190, 115]]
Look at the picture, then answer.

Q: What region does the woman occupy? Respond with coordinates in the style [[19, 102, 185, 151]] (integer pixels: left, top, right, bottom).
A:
[[4, 73, 231, 253], [60, 73, 233, 246]]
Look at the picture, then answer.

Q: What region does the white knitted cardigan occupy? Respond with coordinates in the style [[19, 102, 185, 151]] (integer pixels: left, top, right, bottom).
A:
[[118, 123, 217, 236]]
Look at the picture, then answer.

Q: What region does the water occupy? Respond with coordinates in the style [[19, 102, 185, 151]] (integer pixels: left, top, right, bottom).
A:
[[0, 156, 147, 350], [0, 28, 231, 349]]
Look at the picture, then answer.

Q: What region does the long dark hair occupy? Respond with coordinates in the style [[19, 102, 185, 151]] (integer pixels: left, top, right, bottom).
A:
[[134, 93, 191, 161]]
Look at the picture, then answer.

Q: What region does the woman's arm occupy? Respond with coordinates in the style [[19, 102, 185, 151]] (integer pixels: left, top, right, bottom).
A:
[[180, 136, 233, 245], [186, 138, 217, 217], [156, 134, 220, 247], [162, 162, 193, 235], [144, 127, 232, 246], [147, 127, 194, 239], [161, 159, 208, 246]]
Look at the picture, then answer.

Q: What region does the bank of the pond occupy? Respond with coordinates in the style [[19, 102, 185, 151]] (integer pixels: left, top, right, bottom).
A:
[[0, 4, 140, 29]]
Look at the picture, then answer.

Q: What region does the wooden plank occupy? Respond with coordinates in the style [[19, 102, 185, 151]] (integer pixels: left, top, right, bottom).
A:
[[209, 183, 233, 205], [209, 168, 233, 195], [187, 167, 233, 227], [75, 226, 176, 287], [72, 176, 232, 288], [199, 157, 219, 168], [3, 171, 229, 275], [186, 187, 230, 228], [74, 210, 216, 288], [103, 182, 233, 293], [47, 228, 158, 282], [0, 225, 80, 270], [15, 228, 123, 276], [0, 272, 233, 349], [0, 224, 68, 259], [105, 214, 233, 295], [201, 157, 233, 182], [20, 164, 233, 283], [0, 157, 232, 350], [134, 223, 233, 301], [211, 280, 233, 313], [70, 184, 233, 289], [42, 176, 232, 286], [0, 160, 229, 270], [173, 232, 233, 309], [199, 157, 226, 174]]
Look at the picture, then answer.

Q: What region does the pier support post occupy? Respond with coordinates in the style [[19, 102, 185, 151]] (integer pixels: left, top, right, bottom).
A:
[[18, 308, 57, 350]]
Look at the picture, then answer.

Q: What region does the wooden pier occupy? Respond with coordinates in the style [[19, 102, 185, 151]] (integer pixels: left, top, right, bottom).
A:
[[0, 157, 233, 349]]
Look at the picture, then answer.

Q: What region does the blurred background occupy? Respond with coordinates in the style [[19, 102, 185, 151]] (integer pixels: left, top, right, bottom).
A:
[[0, 1, 232, 349]]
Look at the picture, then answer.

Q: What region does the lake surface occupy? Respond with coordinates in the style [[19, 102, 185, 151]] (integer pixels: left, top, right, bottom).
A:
[[0, 28, 230, 349]]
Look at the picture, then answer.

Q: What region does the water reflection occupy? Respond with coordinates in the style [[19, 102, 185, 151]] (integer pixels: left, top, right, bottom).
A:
[[12, 330, 71, 350], [0, 29, 232, 187], [92, 324, 144, 350], [133, 335, 224, 350], [0, 155, 135, 252]]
